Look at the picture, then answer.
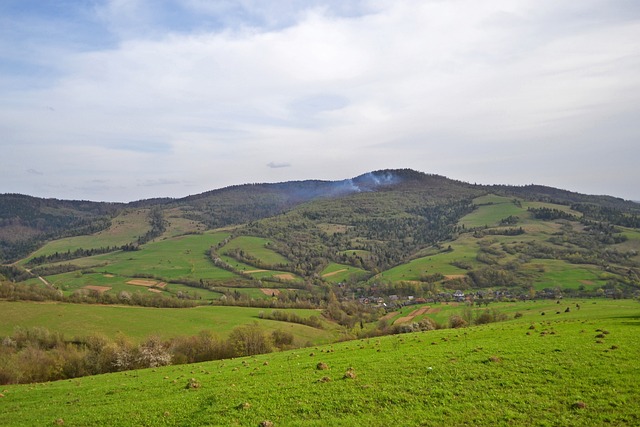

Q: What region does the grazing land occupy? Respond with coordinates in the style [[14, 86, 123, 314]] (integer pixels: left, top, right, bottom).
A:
[[0, 301, 331, 344], [1, 170, 640, 425], [1, 299, 638, 426]]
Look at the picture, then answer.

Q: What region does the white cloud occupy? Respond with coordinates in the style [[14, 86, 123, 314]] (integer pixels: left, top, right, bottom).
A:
[[1, 0, 639, 201]]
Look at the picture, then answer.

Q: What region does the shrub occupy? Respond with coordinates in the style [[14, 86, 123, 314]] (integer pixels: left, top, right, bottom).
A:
[[228, 323, 273, 357], [271, 329, 294, 349], [449, 315, 468, 329]]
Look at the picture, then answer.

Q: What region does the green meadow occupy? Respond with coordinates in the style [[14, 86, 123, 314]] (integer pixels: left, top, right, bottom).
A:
[[459, 195, 525, 228], [221, 236, 291, 266], [524, 259, 606, 290], [378, 238, 478, 282], [21, 210, 151, 261], [0, 301, 331, 344], [320, 263, 368, 283], [1, 298, 638, 426], [39, 232, 240, 286]]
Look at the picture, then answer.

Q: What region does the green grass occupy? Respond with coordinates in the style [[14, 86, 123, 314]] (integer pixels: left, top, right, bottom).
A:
[[320, 263, 368, 283], [378, 238, 479, 281], [524, 259, 606, 290], [460, 195, 527, 228], [20, 210, 151, 262], [218, 255, 302, 283], [0, 301, 331, 344], [221, 236, 291, 267], [2, 298, 638, 426], [92, 232, 238, 282]]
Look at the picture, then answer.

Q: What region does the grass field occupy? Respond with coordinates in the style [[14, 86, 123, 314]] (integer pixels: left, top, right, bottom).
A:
[[2, 298, 638, 426], [460, 195, 526, 228], [378, 238, 479, 282], [320, 262, 368, 283], [24, 232, 244, 301], [221, 236, 291, 267], [0, 301, 331, 344], [21, 210, 151, 262], [523, 259, 606, 290]]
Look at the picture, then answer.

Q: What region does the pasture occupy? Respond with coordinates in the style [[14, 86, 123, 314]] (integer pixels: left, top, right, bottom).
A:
[[41, 232, 240, 285], [378, 237, 479, 281], [21, 210, 151, 262], [221, 236, 291, 267], [0, 301, 331, 344], [320, 262, 368, 283], [459, 194, 526, 228], [1, 298, 638, 426], [523, 259, 606, 290]]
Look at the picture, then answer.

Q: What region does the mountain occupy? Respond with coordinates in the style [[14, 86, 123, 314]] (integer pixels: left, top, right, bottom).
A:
[[1, 168, 639, 302]]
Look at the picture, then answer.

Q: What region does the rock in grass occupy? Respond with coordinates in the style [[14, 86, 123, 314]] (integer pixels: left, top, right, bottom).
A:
[[316, 362, 329, 370], [186, 378, 201, 389], [572, 401, 587, 409], [343, 368, 356, 379], [259, 421, 274, 427]]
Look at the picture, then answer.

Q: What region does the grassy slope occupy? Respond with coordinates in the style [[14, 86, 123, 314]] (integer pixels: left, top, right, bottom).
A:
[[37, 232, 241, 290], [0, 301, 331, 344], [221, 236, 291, 267], [378, 195, 623, 290], [320, 262, 368, 283], [1, 299, 638, 426], [19, 210, 151, 262]]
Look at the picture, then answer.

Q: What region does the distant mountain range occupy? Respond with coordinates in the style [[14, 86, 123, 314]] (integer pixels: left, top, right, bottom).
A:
[[1, 169, 639, 264]]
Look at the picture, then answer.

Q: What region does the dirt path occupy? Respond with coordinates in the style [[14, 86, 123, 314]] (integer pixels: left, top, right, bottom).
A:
[[393, 306, 430, 324], [322, 268, 347, 278], [25, 268, 56, 291], [380, 311, 399, 321]]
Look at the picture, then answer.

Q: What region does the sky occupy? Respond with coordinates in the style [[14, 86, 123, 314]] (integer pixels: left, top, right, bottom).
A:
[[1, 0, 639, 202]]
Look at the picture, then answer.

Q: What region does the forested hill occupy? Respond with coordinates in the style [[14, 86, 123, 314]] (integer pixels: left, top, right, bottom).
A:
[[0, 194, 123, 262], [1, 169, 638, 263]]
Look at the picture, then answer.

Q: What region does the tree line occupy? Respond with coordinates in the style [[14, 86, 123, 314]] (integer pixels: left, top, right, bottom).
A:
[[0, 323, 294, 385]]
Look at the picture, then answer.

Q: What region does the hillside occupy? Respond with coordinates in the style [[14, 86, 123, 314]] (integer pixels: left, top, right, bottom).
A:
[[2, 169, 639, 307], [1, 299, 638, 426]]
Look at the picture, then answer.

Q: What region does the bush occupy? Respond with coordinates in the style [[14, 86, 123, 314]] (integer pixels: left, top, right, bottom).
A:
[[228, 323, 273, 357], [449, 315, 468, 328], [271, 329, 294, 349]]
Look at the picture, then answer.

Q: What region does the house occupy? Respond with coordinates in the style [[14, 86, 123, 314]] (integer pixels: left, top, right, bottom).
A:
[[453, 290, 465, 301]]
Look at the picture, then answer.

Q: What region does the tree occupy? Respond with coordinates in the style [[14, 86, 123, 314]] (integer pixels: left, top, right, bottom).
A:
[[228, 323, 273, 357]]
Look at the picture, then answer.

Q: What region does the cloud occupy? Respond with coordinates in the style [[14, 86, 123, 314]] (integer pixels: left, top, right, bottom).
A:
[[1, 0, 639, 201], [26, 168, 44, 176], [137, 178, 182, 187], [267, 161, 291, 169]]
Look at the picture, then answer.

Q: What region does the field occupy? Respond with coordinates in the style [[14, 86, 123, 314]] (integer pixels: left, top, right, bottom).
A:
[[0, 301, 332, 344], [524, 259, 606, 290], [320, 262, 368, 283], [21, 210, 151, 261], [221, 236, 291, 267], [459, 195, 525, 228], [26, 232, 243, 300], [1, 298, 638, 426], [378, 238, 478, 282]]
